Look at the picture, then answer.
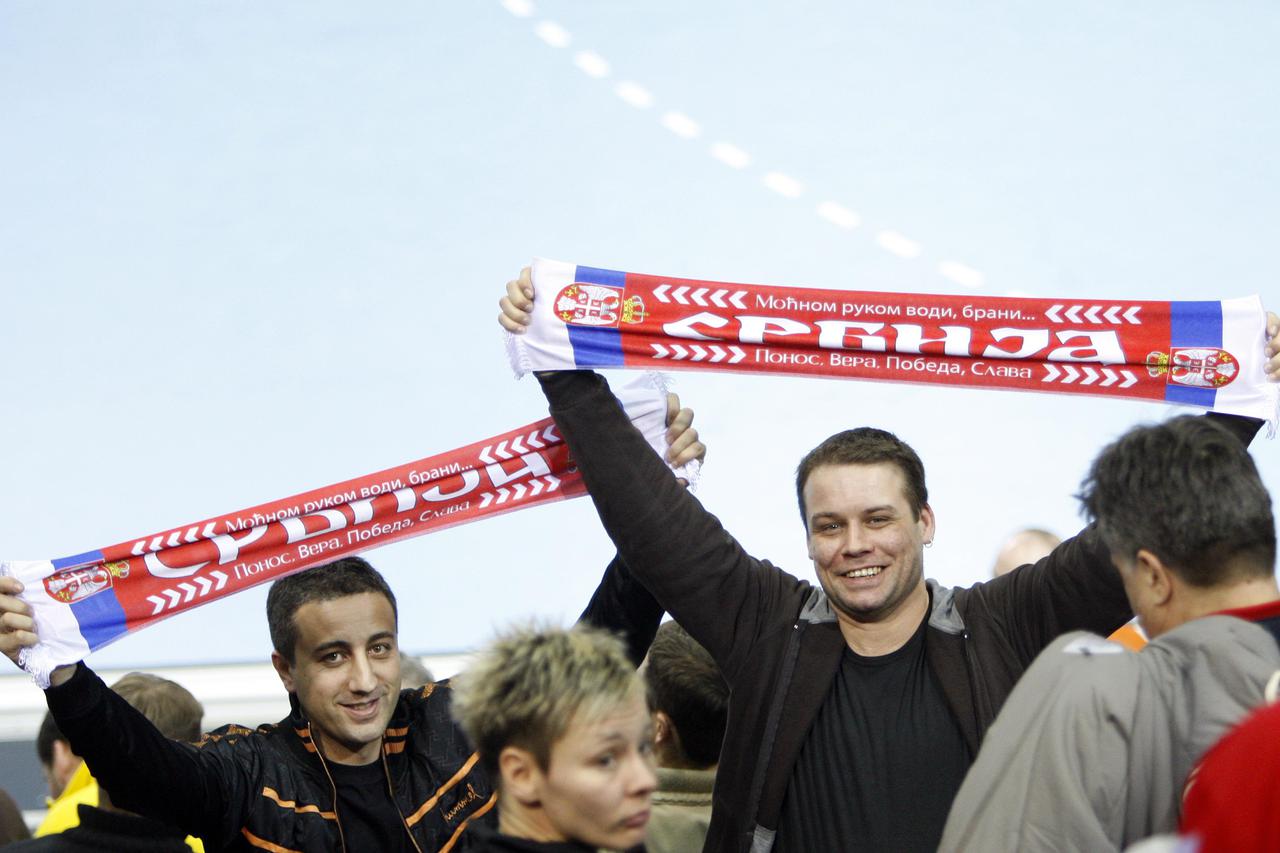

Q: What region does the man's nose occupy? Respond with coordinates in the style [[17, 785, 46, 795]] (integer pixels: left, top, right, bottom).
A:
[[348, 654, 377, 693], [840, 525, 872, 556]]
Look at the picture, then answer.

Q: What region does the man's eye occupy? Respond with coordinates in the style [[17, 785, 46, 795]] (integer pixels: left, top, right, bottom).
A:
[[371, 643, 392, 656], [322, 652, 344, 664]]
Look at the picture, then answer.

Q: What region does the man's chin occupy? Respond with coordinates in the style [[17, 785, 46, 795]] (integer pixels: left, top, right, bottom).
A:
[[828, 588, 897, 623]]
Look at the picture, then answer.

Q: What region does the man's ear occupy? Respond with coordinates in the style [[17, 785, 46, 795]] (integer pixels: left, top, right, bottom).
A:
[[270, 650, 296, 693], [50, 739, 82, 793], [653, 710, 674, 747], [1134, 549, 1174, 606], [51, 738, 78, 765], [919, 503, 936, 544], [499, 746, 543, 807]]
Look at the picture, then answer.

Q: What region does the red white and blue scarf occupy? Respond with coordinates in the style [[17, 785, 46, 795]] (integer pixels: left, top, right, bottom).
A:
[[3, 374, 694, 687], [508, 258, 1277, 429]]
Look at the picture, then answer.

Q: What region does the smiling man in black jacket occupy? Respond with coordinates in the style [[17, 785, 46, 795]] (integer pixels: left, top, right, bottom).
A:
[[500, 269, 1280, 853]]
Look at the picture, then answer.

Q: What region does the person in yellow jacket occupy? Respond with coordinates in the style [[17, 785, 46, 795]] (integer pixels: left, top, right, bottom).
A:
[[34, 673, 206, 852], [35, 760, 97, 837]]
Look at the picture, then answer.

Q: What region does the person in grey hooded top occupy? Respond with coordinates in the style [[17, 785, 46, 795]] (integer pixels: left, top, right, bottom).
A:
[[939, 414, 1280, 853]]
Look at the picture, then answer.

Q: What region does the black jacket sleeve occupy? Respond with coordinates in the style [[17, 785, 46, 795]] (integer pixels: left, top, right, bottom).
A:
[[538, 370, 808, 684], [963, 525, 1131, 667], [44, 663, 251, 849], [1205, 413, 1265, 447], [576, 554, 663, 667], [961, 412, 1265, 664]]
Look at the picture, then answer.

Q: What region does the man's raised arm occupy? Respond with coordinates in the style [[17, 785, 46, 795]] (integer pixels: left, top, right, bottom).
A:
[[965, 382, 1271, 665], [575, 400, 707, 666], [0, 577, 249, 848], [504, 267, 808, 680]]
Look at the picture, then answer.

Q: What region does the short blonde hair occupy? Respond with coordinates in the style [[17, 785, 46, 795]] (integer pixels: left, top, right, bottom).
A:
[[451, 622, 644, 780]]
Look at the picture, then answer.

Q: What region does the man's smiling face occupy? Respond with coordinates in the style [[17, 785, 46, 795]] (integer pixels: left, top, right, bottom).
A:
[[804, 462, 934, 624], [271, 591, 401, 765]]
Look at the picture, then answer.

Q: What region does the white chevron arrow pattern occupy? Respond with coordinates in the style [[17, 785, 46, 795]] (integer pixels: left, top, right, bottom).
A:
[[1042, 364, 1137, 388], [146, 570, 228, 615], [651, 343, 746, 364], [131, 522, 218, 556], [479, 425, 560, 464], [1045, 304, 1142, 325], [653, 283, 747, 309], [478, 474, 563, 509]]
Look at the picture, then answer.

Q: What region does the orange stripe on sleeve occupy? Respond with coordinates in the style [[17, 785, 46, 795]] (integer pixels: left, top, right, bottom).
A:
[[240, 828, 305, 853], [260, 787, 337, 820]]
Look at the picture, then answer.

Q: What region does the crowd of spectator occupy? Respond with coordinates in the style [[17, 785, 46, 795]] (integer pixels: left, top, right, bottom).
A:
[[0, 301, 1277, 851]]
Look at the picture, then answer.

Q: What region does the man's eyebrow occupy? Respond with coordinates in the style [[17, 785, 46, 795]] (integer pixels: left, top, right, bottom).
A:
[[366, 631, 396, 645], [810, 506, 897, 517], [311, 639, 352, 656]]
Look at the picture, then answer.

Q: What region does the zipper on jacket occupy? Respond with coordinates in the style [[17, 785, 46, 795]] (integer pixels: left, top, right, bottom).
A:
[[742, 620, 806, 852], [311, 728, 349, 853], [384, 748, 425, 853], [959, 630, 984, 753]]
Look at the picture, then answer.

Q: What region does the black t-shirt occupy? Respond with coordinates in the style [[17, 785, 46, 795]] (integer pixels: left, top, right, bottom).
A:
[[326, 758, 412, 853], [773, 618, 971, 852]]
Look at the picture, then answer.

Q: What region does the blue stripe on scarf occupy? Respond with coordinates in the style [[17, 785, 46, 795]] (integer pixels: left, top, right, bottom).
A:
[[566, 265, 627, 367], [72, 587, 129, 650], [52, 550, 106, 570], [1164, 301, 1221, 408]]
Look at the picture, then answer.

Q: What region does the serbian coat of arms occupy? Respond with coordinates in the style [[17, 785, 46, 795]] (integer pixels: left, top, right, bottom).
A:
[[554, 283, 647, 328], [44, 560, 131, 604], [1146, 347, 1239, 388]]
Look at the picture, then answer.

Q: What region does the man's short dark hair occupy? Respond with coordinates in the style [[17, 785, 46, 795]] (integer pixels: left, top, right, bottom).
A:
[[36, 711, 64, 767], [1078, 415, 1276, 586], [266, 557, 398, 662], [110, 672, 205, 742], [644, 621, 729, 769], [795, 428, 928, 523]]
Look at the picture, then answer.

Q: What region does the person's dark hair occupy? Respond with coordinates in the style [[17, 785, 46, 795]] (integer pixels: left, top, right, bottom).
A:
[[266, 557, 398, 662], [795, 428, 928, 523], [1078, 415, 1276, 586], [110, 672, 205, 742], [644, 621, 729, 769], [35, 711, 64, 767]]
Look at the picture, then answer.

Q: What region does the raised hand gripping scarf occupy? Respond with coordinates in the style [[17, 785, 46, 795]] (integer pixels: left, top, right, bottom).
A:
[[2, 374, 696, 688], [507, 258, 1278, 430]]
